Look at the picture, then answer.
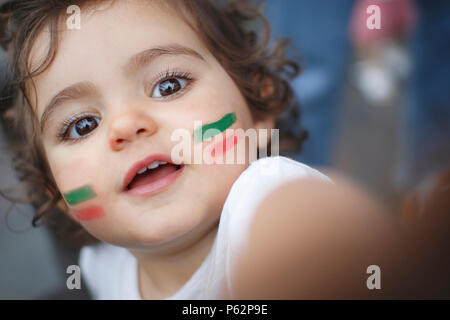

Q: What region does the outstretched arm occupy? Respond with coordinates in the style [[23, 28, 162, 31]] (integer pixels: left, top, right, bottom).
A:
[[231, 174, 398, 299]]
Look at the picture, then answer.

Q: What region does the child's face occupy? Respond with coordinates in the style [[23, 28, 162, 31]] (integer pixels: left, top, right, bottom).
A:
[[29, 1, 270, 249]]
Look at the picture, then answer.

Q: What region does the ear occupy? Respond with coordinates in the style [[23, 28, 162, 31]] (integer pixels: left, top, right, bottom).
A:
[[257, 74, 275, 100], [253, 114, 276, 150], [253, 75, 276, 150]]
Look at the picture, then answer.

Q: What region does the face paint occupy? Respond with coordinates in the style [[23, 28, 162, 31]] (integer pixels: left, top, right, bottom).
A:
[[63, 185, 97, 206], [211, 132, 239, 158], [64, 185, 104, 221], [73, 205, 105, 221], [194, 112, 236, 143]]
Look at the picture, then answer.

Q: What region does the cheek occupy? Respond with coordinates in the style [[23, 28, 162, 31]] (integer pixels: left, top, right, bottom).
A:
[[49, 155, 105, 221], [51, 157, 97, 192], [203, 130, 241, 163], [72, 205, 105, 221], [200, 161, 246, 210], [210, 70, 255, 129], [185, 71, 254, 129]]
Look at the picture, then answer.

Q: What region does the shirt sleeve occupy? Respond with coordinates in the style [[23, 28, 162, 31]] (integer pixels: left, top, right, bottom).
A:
[[219, 156, 331, 296]]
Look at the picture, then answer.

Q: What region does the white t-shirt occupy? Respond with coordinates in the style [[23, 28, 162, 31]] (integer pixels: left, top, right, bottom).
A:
[[79, 156, 330, 299]]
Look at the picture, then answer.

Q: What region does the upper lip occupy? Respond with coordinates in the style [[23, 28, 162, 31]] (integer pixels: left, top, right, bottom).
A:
[[122, 153, 179, 191]]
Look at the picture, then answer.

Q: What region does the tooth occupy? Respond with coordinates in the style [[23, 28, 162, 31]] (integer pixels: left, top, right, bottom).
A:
[[148, 162, 159, 170], [137, 167, 147, 174], [160, 161, 167, 165]]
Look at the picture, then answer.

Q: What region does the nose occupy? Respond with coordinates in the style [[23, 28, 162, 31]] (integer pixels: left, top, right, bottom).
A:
[[109, 110, 158, 151]]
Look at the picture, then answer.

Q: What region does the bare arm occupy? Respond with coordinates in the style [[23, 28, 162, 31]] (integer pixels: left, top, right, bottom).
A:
[[231, 174, 398, 299]]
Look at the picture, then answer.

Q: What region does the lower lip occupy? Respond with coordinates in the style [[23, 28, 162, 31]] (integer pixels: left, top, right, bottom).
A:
[[123, 165, 185, 197]]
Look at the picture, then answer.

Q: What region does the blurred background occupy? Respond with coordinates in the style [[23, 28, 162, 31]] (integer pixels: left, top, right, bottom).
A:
[[1, 0, 449, 299]]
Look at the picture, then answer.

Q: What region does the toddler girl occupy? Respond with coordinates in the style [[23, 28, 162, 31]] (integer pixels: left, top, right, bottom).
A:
[[0, 0, 391, 299]]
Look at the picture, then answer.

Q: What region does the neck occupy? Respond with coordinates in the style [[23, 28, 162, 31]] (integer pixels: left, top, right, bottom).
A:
[[131, 220, 219, 299]]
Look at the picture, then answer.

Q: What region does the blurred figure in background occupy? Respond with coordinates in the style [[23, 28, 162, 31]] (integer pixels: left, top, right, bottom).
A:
[[266, 0, 450, 195], [264, 0, 355, 167], [351, 0, 450, 193], [350, 0, 415, 106], [397, 0, 450, 192]]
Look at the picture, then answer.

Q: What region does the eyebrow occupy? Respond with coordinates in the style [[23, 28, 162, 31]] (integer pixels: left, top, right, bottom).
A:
[[40, 43, 206, 132], [125, 43, 206, 76]]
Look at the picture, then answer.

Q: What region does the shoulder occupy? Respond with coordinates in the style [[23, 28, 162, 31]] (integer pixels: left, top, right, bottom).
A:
[[244, 155, 330, 181], [218, 156, 331, 292], [224, 156, 331, 216]]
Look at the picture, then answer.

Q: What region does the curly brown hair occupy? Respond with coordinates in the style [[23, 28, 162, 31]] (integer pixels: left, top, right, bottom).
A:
[[0, 0, 306, 250]]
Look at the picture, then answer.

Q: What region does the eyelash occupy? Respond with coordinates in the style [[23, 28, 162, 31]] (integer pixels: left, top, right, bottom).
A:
[[57, 112, 99, 143], [147, 69, 194, 98], [56, 68, 195, 143]]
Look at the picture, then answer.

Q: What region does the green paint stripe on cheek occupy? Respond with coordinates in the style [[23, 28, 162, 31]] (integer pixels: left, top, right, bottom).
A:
[[63, 185, 97, 206], [194, 112, 237, 143]]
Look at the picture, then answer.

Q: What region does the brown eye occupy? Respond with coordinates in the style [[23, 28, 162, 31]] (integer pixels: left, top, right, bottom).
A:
[[70, 116, 100, 138], [152, 78, 186, 98]]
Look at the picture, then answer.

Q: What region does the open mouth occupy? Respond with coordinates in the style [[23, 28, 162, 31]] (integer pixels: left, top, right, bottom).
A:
[[123, 154, 184, 196], [127, 162, 182, 189]]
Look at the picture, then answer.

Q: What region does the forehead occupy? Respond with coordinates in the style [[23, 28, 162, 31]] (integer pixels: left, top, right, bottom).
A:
[[29, 0, 212, 113]]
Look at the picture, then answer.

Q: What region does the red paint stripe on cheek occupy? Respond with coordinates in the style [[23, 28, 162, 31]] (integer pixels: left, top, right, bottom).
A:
[[74, 206, 105, 221], [211, 133, 239, 158]]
